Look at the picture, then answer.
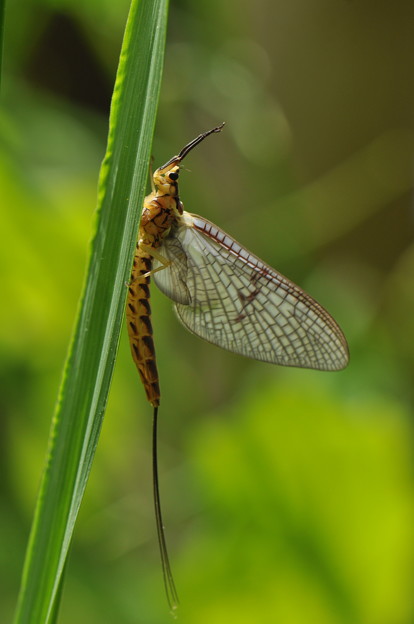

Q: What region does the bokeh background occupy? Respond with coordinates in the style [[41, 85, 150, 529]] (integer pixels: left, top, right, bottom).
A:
[[2, 1, 414, 622]]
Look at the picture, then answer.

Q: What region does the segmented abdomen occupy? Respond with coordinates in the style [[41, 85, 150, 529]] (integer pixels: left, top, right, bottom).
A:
[[126, 247, 160, 407]]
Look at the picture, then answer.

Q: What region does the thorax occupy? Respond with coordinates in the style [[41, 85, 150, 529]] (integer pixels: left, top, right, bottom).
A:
[[139, 193, 182, 248]]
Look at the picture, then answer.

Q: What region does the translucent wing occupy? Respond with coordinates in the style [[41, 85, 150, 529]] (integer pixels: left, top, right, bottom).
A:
[[153, 213, 349, 371]]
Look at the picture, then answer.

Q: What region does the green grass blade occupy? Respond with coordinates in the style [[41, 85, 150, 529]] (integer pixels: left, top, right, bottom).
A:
[[13, 1, 169, 622]]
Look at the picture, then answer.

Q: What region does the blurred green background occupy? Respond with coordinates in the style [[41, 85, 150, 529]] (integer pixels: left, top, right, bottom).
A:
[[1, 1, 414, 622]]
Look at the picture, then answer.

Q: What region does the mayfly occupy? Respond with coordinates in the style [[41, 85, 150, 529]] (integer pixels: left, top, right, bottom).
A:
[[126, 123, 349, 608]]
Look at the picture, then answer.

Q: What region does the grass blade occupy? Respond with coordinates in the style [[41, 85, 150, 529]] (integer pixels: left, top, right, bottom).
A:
[[13, 0, 169, 622]]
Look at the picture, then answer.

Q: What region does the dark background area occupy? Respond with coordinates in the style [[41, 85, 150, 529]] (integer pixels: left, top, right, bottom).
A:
[[1, 1, 413, 622]]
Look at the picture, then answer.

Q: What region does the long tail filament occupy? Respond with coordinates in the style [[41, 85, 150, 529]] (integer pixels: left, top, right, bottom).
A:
[[152, 406, 179, 610]]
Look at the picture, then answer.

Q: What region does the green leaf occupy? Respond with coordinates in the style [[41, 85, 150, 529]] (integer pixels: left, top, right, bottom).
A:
[[13, 1, 169, 622]]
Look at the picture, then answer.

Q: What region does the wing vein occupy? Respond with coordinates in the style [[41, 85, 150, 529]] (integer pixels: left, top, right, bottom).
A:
[[152, 213, 348, 371]]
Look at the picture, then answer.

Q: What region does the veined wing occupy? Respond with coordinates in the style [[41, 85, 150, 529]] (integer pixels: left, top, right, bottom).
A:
[[153, 212, 349, 371]]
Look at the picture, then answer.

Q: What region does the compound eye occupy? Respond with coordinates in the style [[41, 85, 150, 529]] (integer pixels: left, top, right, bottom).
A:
[[169, 171, 179, 181]]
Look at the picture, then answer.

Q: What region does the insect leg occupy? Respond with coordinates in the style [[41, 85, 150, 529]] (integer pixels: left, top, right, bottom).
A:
[[139, 244, 171, 278], [126, 245, 172, 288]]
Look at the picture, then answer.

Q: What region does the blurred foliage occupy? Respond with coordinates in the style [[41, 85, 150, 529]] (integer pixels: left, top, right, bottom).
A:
[[1, 1, 414, 623]]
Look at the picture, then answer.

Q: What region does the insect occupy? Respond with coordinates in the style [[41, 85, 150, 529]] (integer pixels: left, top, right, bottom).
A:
[[126, 123, 349, 608]]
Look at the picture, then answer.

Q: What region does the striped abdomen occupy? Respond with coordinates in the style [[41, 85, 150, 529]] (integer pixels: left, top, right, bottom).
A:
[[126, 247, 160, 407]]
